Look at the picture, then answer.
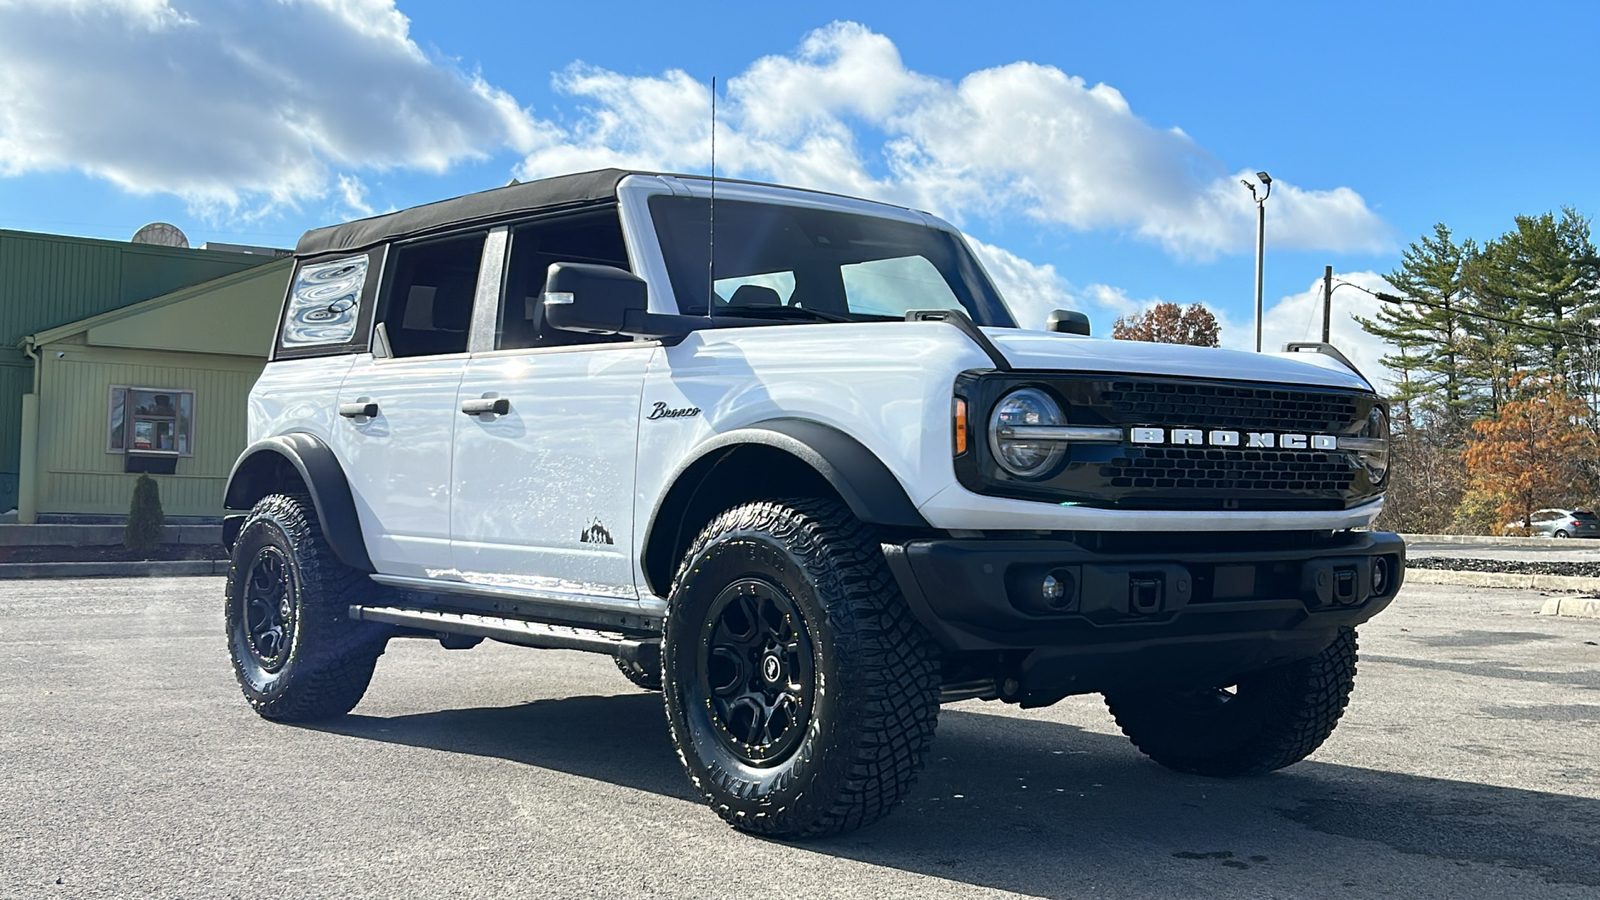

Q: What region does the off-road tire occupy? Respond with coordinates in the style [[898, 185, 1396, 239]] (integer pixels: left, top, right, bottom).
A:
[[662, 499, 940, 838], [614, 654, 663, 691], [1104, 627, 1359, 777], [225, 493, 388, 722]]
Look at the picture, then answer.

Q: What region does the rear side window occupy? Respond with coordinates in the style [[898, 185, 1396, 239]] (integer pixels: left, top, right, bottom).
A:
[[379, 233, 487, 357], [281, 255, 368, 348]]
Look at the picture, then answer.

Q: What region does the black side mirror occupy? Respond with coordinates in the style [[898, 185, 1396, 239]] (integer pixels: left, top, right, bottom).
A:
[[1047, 309, 1091, 336], [543, 262, 649, 335]]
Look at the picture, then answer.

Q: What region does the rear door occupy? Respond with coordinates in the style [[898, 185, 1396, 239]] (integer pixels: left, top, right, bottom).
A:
[[331, 231, 490, 577]]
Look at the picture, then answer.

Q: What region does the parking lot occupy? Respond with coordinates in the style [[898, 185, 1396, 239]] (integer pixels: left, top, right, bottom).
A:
[[3, 576, 1598, 899]]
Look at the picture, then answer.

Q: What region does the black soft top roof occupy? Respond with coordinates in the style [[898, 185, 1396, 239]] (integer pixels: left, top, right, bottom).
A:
[[295, 168, 921, 259], [294, 168, 635, 257]]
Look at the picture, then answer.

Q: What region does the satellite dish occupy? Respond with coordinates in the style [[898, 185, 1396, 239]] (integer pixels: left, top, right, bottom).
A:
[[131, 222, 189, 248]]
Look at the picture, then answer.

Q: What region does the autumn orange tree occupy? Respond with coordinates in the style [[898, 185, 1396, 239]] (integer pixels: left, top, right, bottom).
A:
[[1111, 302, 1220, 347], [1461, 386, 1598, 526]]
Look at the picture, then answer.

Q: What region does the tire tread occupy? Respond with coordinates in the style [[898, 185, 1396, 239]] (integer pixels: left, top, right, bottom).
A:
[[665, 498, 940, 837], [1106, 627, 1359, 777], [227, 493, 383, 722]]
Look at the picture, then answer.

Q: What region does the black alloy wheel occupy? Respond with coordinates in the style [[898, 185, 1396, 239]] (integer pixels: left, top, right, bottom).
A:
[[241, 547, 295, 671], [699, 578, 815, 766]]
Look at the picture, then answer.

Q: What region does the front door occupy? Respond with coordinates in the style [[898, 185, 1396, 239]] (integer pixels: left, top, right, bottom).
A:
[[450, 210, 652, 602], [451, 346, 654, 600]]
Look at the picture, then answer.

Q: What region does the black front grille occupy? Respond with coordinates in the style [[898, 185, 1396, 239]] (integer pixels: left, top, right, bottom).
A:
[[955, 372, 1384, 511], [1102, 446, 1357, 493], [1098, 380, 1359, 432]]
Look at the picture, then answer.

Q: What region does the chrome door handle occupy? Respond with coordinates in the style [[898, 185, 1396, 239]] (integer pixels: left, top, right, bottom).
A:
[[460, 397, 510, 416], [338, 401, 379, 418]]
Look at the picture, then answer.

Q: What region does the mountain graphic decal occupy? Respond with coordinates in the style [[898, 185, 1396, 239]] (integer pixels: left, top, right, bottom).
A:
[[580, 520, 614, 545]]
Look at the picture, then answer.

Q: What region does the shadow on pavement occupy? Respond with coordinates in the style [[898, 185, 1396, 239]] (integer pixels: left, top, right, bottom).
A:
[[312, 693, 1600, 897]]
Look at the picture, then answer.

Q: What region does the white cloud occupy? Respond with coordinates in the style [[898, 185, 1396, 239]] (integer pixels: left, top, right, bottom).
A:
[[0, 0, 536, 213], [966, 238, 1076, 330], [519, 21, 1390, 259], [1236, 270, 1400, 392], [0, 10, 1386, 266], [335, 174, 373, 218]]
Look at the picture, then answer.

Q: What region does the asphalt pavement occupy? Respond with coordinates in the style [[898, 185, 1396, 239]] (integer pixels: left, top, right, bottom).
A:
[[3, 577, 1599, 899]]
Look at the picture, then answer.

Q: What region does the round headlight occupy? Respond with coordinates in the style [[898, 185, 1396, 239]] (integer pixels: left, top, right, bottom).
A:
[[988, 388, 1066, 478], [1358, 406, 1390, 484]]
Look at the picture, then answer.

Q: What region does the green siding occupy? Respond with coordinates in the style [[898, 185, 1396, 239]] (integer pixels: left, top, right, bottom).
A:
[[0, 229, 271, 347], [34, 343, 263, 517], [0, 228, 280, 515]]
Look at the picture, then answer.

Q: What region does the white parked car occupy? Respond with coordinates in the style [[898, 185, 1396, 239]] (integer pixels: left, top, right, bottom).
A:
[[1504, 508, 1600, 538], [222, 169, 1404, 838]]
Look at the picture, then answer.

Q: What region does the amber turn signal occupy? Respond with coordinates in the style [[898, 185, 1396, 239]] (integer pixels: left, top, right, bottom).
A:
[[953, 397, 968, 455]]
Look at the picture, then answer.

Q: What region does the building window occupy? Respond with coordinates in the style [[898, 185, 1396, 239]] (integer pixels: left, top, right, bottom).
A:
[[108, 387, 195, 456]]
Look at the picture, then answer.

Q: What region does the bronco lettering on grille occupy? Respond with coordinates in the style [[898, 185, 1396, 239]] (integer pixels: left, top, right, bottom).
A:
[[1130, 427, 1339, 451]]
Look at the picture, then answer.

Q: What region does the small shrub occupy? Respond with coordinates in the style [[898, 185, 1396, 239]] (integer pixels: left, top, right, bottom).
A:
[[1450, 488, 1509, 536], [123, 473, 165, 556]]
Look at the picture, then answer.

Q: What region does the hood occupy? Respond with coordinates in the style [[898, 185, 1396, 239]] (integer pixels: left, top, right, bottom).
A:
[[981, 329, 1374, 392]]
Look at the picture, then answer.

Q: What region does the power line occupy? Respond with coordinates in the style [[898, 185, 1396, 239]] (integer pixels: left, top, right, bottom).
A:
[[1336, 281, 1600, 343]]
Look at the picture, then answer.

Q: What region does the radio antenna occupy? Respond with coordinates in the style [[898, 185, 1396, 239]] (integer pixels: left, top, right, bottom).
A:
[[707, 75, 716, 319]]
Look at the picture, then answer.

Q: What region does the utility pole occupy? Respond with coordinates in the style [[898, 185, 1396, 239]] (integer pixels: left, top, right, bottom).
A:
[[1322, 265, 1333, 343], [1243, 172, 1272, 351]]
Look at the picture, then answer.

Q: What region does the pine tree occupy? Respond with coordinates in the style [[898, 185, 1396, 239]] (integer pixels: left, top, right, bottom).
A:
[[1356, 224, 1475, 438], [1472, 209, 1600, 398], [1458, 241, 1529, 416]]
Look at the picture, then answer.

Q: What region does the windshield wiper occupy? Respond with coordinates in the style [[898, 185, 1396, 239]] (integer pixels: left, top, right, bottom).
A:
[[720, 305, 863, 324]]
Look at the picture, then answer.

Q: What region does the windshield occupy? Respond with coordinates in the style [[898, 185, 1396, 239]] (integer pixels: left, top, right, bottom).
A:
[[649, 195, 1016, 327]]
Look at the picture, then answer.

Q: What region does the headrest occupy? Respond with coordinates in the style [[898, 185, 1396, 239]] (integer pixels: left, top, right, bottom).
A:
[[728, 284, 783, 308]]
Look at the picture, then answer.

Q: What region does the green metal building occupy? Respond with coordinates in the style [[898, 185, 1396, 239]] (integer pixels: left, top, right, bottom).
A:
[[3, 229, 289, 520]]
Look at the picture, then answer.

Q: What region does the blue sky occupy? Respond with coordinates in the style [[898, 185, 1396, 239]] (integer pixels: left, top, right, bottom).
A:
[[1, 0, 1595, 379]]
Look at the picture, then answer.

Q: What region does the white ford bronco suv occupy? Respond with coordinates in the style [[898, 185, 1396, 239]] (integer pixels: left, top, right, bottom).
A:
[[222, 169, 1403, 838]]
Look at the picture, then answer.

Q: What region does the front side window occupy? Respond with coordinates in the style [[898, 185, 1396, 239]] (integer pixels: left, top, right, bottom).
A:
[[497, 211, 632, 350], [282, 255, 368, 347], [108, 387, 194, 456], [649, 195, 1014, 327]]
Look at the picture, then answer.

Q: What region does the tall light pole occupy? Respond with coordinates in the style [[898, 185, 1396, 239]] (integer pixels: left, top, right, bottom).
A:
[[1242, 171, 1272, 351]]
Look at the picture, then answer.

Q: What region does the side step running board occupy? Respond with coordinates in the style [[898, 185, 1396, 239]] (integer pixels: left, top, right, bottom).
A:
[[349, 605, 658, 666]]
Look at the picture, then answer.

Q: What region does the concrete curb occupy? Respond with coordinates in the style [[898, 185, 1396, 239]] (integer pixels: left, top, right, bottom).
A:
[[0, 560, 228, 579], [0, 523, 222, 547], [1540, 596, 1600, 618], [1403, 567, 1600, 592], [1400, 532, 1579, 547]]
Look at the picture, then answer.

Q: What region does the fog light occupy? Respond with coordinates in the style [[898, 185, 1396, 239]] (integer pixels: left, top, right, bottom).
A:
[[1372, 557, 1391, 596], [1041, 568, 1075, 610], [1042, 574, 1064, 602]]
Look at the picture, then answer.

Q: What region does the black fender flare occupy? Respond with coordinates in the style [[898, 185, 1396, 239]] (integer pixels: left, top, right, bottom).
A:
[[640, 419, 929, 595], [222, 433, 374, 573]]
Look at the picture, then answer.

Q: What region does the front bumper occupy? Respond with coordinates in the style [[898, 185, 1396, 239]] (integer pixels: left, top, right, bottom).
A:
[[882, 530, 1404, 704]]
